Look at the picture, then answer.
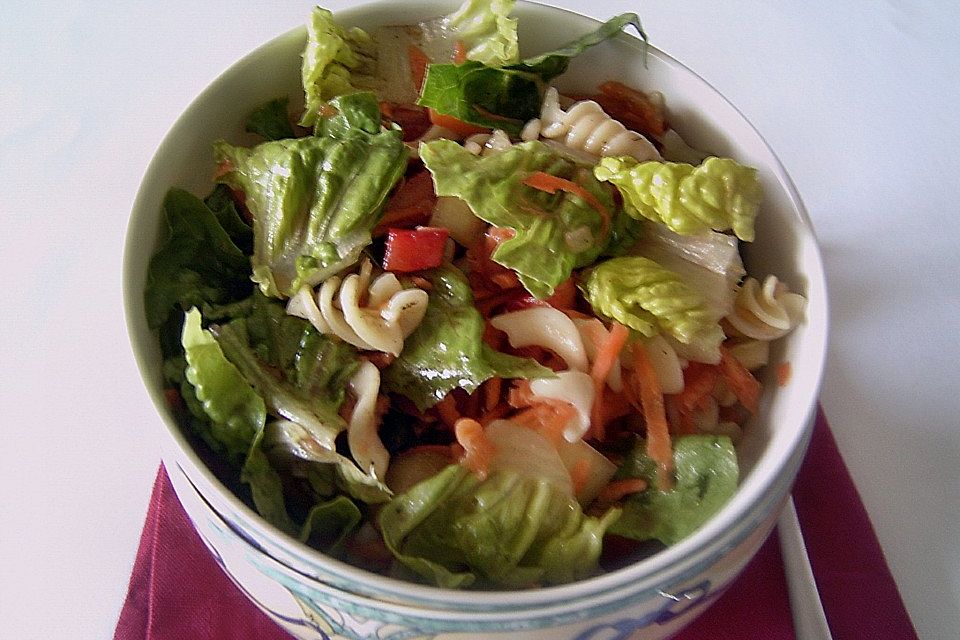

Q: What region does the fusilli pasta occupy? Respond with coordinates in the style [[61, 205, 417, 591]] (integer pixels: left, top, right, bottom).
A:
[[529, 370, 596, 441], [725, 275, 805, 341], [490, 306, 589, 371], [535, 87, 661, 162], [286, 259, 429, 355], [346, 360, 389, 480]]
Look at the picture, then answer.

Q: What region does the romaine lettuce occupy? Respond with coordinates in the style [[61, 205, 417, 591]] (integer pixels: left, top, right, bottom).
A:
[[581, 256, 725, 362], [593, 156, 762, 242], [382, 265, 552, 411], [446, 0, 519, 66], [609, 436, 738, 544], [420, 139, 615, 298], [379, 464, 620, 588], [215, 93, 407, 298], [144, 188, 252, 331], [300, 7, 379, 127], [245, 97, 295, 141]]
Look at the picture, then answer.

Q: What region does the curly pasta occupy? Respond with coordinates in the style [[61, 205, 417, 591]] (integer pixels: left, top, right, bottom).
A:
[[346, 360, 389, 480], [726, 275, 806, 341], [535, 87, 661, 162], [528, 370, 596, 441], [490, 306, 589, 371], [286, 259, 429, 355]]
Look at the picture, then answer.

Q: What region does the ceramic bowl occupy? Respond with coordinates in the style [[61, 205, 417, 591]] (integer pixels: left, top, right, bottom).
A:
[[124, 1, 828, 638]]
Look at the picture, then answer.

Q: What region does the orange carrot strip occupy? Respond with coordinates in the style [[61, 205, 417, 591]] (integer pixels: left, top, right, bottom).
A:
[[453, 40, 468, 64], [597, 80, 668, 136], [631, 344, 674, 490], [454, 419, 493, 477], [408, 44, 431, 92], [588, 322, 630, 441], [522, 171, 611, 239], [511, 401, 577, 446], [674, 362, 720, 414], [597, 478, 649, 504], [455, 418, 495, 479], [428, 108, 489, 137], [570, 458, 591, 497], [719, 347, 762, 414], [479, 402, 512, 427], [435, 394, 460, 429]]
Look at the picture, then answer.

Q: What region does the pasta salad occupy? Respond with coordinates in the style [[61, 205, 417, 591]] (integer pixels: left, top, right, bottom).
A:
[[145, 1, 806, 589]]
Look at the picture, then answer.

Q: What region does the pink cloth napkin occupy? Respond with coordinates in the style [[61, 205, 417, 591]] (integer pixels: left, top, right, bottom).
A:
[[114, 408, 918, 640]]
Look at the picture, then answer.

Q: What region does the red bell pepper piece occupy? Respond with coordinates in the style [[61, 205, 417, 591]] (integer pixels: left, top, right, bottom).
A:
[[383, 227, 449, 273]]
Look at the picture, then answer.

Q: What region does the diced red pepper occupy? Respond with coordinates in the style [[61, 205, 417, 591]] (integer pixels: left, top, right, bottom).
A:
[[383, 226, 449, 273]]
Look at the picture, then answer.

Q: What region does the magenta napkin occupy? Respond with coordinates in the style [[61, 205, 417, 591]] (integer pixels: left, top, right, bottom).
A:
[[114, 408, 918, 640]]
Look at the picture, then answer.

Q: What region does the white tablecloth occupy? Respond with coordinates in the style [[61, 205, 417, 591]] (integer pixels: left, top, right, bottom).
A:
[[2, 1, 957, 638]]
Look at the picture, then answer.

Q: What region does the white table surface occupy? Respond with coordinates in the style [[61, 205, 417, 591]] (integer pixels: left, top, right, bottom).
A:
[[2, 1, 958, 638]]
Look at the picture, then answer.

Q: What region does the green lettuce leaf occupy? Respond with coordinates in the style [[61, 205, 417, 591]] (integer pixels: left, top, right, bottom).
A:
[[582, 256, 725, 360], [245, 97, 296, 141], [609, 436, 738, 545], [379, 464, 620, 588], [510, 13, 647, 81], [299, 495, 362, 551], [241, 426, 298, 535], [446, 0, 519, 66], [382, 265, 552, 411], [421, 139, 615, 298], [416, 12, 647, 133], [212, 319, 347, 451], [203, 184, 254, 256], [300, 7, 378, 127], [417, 61, 541, 135], [215, 93, 407, 298], [144, 188, 252, 331], [594, 156, 762, 242], [181, 308, 264, 465]]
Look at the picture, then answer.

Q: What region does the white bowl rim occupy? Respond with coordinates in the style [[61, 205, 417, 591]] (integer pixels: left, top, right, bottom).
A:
[[124, 0, 829, 611]]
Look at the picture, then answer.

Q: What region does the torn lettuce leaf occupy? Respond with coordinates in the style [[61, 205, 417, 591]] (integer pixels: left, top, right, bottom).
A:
[[594, 156, 762, 242], [215, 93, 407, 298], [245, 97, 296, 141], [379, 464, 620, 588], [300, 7, 379, 127], [144, 188, 252, 331], [241, 426, 299, 535], [181, 308, 265, 465], [417, 61, 541, 135], [382, 265, 552, 411], [609, 436, 738, 545], [446, 0, 519, 66], [421, 139, 615, 298], [416, 12, 647, 133], [582, 256, 725, 362], [510, 13, 647, 81]]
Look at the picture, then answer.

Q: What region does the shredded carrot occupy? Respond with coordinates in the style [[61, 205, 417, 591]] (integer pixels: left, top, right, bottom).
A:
[[453, 40, 468, 64], [719, 346, 762, 414], [511, 401, 578, 446], [507, 379, 535, 408], [410, 275, 433, 290], [776, 361, 792, 387], [597, 478, 649, 504], [674, 362, 720, 414], [570, 459, 591, 497], [364, 352, 396, 369], [631, 344, 674, 490], [428, 108, 489, 137], [407, 45, 431, 92], [455, 418, 496, 479], [521, 171, 611, 239], [587, 321, 629, 441], [435, 393, 461, 429]]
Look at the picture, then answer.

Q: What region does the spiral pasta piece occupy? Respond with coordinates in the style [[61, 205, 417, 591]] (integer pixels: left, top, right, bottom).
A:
[[538, 87, 661, 162], [490, 306, 589, 371], [529, 370, 596, 442], [286, 259, 429, 355], [726, 275, 806, 341], [346, 360, 389, 480]]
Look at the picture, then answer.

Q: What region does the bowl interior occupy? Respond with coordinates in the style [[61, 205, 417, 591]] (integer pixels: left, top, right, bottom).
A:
[[124, 0, 827, 609]]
